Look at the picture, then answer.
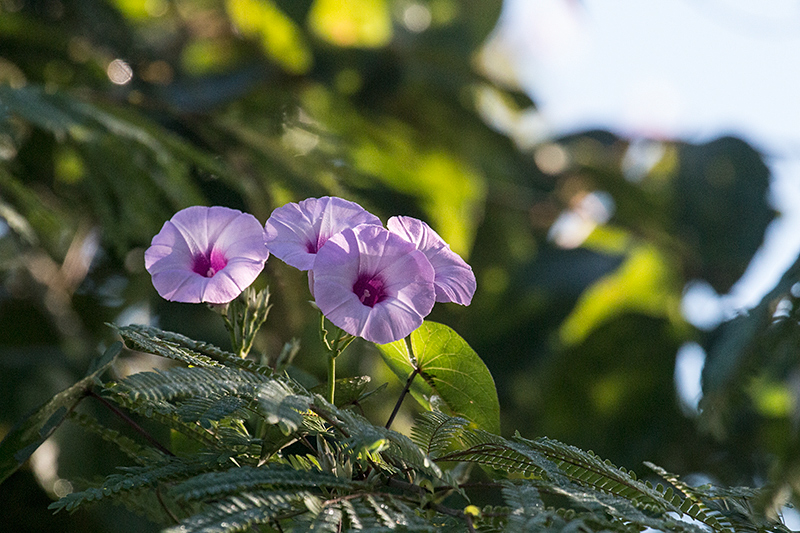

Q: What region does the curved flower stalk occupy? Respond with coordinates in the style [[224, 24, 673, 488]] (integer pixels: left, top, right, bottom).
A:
[[312, 224, 436, 344], [145, 206, 268, 304], [264, 196, 381, 271], [387, 216, 476, 305]]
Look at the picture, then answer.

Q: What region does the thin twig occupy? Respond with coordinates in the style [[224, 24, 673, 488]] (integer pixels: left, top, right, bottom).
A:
[[464, 513, 477, 533], [86, 390, 174, 457], [385, 477, 473, 528], [436, 481, 505, 492], [385, 367, 420, 429], [272, 508, 309, 532], [309, 405, 351, 438], [156, 484, 181, 525]]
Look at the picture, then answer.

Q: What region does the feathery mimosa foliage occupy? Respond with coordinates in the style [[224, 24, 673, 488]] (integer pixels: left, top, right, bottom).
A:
[[1, 290, 792, 532]]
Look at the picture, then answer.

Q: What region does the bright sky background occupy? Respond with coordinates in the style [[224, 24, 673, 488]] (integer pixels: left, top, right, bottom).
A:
[[493, 0, 800, 317], [493, 2, 800, 526]]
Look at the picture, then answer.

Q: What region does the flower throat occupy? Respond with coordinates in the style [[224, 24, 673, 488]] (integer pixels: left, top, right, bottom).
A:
[[192, 249, 228, 278], [353, 273, 386, 307]]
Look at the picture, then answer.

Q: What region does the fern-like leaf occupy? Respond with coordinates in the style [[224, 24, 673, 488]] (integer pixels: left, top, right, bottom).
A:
[[497, 480, 693, 533], [257, 379, 310, 435], [410, 411, 470, 459], [513, 434, 673, 511], [115, 325, 227, 369], [311, 494, 437, 532], [49, 454, 225, 513], [164, 490, 311, 533], [107, 366, 271, 404], [67, 410, 163, 464], [170, 464, 355, 502], [118, 324, 274, 377], [438, 427, 565, 481], [105, 394, 250, 452], [313, 398, 457, 488], [646, 461, 746, 533], [177, 395, 251, 429]]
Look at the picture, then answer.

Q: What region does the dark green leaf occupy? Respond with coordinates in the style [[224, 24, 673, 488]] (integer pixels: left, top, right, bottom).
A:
[[0, 341, 121, 483]]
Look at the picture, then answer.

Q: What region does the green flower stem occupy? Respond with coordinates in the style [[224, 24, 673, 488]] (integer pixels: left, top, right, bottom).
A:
[[319, 313, 356, 405], [327, 352, 336, 404]]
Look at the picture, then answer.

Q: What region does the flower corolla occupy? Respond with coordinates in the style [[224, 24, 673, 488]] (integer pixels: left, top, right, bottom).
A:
[[311, 224, 435, 344], [264, 196, 381, 271], [387, 216, 476, 305], [262, 196, 477, 343], [145, 206, 268, 304]]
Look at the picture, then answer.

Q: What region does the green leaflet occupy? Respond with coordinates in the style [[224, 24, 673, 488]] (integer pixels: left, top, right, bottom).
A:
[[170, 464, 355, 501], [49, 454, 224, 514], [164, 490, 310, 533], [0, 342, 122, 484], [309, 376, 372, 407], [376, 321, 500, 434], [114, 324, 275, 377]]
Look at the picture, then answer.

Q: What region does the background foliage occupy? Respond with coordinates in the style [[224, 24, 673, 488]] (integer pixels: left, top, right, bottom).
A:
[[0, 0, 796, 531]]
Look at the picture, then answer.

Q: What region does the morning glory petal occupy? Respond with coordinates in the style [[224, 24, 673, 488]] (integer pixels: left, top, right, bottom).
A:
[[387, 216, 476, 305], [265, 196, 382, 271]]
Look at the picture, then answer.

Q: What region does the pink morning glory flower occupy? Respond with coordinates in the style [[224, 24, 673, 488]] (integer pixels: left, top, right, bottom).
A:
[[145, 206, 269, 304], [387, 216, 476, 306], [264, 196, 381, 271], [312, 224, 436, 344]]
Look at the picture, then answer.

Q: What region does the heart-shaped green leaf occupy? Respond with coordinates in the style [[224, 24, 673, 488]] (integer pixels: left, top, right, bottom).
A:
[[377, 321, 500, 434]]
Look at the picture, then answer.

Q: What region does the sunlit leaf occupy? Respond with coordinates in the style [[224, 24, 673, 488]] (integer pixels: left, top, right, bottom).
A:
[[308, 0, 392, 48], [108, 0, 167, 21], [181, 39, 242, 76], [226, 0, 313, 74], [376, 321, 500, 434], [559, 244, 681, 346], [350, 127, 485, 256]]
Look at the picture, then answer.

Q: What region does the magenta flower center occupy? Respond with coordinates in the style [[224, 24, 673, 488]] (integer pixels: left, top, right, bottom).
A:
[[352, 273, 387, 307], [192, 248, 228, 278], [306, 235, 328, 254]]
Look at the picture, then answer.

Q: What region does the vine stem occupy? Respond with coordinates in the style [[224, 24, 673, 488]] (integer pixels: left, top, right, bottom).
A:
[[86, 390, 175, 457], [156, 485, 181, 524], [309, 405, 351, 438], [385, 367, 420, 429], [385, 334, 420, 429]]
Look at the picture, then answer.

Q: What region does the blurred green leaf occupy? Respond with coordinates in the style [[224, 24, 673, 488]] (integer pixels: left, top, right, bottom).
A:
[[226, 0, 313, 74], [559, 243, 682, 346], [377, 321, 500, 434], [308, 0, 392, 48]]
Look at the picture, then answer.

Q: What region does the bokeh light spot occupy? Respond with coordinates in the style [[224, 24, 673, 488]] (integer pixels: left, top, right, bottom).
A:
[[403, 3, 432, 33], [534, 143, 570, 175], [107, 59, 133, 85]]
